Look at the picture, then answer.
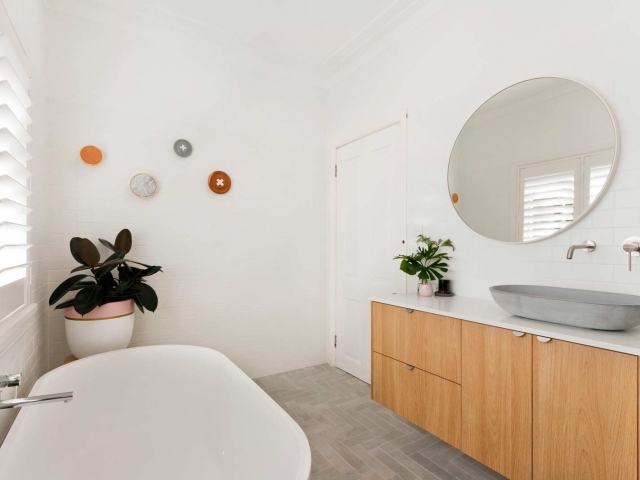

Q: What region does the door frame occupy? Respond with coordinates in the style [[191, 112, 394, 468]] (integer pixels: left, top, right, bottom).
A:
[[327, 111, 408, 367]]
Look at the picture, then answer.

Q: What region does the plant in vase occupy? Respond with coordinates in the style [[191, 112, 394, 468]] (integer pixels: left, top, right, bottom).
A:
[[49, 229, 162, 359], [394, 235, 455, 297]]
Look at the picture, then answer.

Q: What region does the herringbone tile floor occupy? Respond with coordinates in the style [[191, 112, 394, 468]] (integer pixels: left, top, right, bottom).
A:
[[255, 363, 508, 480]]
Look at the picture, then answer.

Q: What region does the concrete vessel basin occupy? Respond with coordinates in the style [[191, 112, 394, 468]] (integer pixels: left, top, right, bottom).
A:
[[490, 285, 640, 331]]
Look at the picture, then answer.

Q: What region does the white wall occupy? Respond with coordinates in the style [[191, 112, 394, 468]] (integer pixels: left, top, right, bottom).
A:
[[0, 0, 49, 442], [45, 9, 328, 376], [328, 0, 640, 298]]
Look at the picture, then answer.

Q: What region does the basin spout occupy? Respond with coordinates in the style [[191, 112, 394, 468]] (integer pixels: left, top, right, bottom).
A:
[[567, 240, 596, 259]]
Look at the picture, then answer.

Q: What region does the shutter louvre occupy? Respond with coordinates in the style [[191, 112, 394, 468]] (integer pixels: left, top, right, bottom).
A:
[[523, 171, 575, 242]]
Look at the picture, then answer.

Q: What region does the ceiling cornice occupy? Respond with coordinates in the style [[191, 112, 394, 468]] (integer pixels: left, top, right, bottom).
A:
[[44, 0, 451, 88]]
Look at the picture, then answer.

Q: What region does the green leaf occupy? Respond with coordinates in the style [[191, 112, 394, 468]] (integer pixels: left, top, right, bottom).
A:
[[95, 251, 127, 278], [98, 271, 117, 291], [73, 284, 105, 316], [70, 265, 92, 273], [54, 299, 76, 310], [49, 274, 88, 306], [125, 260, 153, 268], [132, 295, 145, 313], [99, 238, 117, 252], [136, 283, 158, 312], [70, 237, 87, 266], [139, 265, 162, 277], [69, 281, 97, 291], [118, 265, 132, 282], [115, 278, 135, 294], [78, 238, 100, 267], [399, 258, 419, 276], [114, 229, 132, 253]]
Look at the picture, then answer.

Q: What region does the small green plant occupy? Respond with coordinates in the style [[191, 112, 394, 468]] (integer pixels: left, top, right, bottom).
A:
[[394, 235, 455, 283], [48, 229, 162, 315]]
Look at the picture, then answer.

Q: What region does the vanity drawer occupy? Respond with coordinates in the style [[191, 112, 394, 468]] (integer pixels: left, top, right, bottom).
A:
[[372, 352, 462, 448], [372, 302, 462, 383]]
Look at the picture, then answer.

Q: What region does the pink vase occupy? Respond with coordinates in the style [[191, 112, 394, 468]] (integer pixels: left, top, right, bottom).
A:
[[418, 283, 433, 297], [64, 299, 135, 359]]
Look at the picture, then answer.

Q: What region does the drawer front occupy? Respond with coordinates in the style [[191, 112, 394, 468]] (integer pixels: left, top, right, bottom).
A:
[[372, 352, 462, 448], [372, 302, 462, 383]]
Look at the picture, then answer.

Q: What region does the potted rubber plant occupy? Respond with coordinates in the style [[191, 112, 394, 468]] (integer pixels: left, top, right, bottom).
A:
[[49, 229, 162, 359], [394, 235, 455, 297]]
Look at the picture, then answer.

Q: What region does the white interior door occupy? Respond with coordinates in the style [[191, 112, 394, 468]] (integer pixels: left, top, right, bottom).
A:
[[336, 122, 406, 384]]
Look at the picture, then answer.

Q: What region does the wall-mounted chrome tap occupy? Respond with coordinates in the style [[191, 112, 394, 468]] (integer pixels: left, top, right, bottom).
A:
[[0, 373, 73, 410], [622, 237, 640, 271], [566, 240, 596, 259]]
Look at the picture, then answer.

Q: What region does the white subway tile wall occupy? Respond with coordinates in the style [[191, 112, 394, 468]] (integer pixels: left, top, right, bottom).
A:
[[44, 10, 328, 376], [327, 0, 640, 300]]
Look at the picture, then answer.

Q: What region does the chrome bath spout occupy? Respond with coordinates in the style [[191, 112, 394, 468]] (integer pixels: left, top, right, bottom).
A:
[[566, 240, 596, 259], [0, 392, 73, 410], [0, 373, 73, 409]]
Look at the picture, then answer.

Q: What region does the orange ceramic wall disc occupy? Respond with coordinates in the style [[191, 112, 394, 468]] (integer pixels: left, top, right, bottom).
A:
[[80, 146, 103, 165], [208, 171, 231, 194]]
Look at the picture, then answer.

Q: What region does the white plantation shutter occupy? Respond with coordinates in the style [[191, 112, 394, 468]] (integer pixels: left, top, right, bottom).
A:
[[589, 165, 611, 205], [522, 171, 575, 241], [518, 149, 615, 242], [0, 34, 31, 320]]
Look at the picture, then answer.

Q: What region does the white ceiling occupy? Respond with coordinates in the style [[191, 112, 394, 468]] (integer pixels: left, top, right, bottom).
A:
[[46, 0, 429, 77]]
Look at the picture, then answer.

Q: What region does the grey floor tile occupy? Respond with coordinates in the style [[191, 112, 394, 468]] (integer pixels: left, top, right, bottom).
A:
[[256, 364, 505, 480]]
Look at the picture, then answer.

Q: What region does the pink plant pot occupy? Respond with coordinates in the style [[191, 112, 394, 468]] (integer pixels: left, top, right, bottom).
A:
[[418, 283, 434, 297], [64, 299, 135, 359]]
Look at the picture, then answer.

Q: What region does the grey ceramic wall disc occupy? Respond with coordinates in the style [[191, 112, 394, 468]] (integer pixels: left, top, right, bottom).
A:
[[174, 139, 193, 157]]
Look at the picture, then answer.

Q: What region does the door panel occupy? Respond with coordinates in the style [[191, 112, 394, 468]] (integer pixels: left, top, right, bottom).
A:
[[533, 338, 637, 480], [336, 123, 405, 383], [462, 322, 532, 480]]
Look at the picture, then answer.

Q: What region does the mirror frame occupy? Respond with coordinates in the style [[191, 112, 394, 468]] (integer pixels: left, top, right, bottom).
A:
[[447, 77, 621, 244]]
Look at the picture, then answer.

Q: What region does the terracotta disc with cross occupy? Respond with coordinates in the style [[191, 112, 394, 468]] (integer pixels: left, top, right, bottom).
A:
[[208, 171, 232, 194]]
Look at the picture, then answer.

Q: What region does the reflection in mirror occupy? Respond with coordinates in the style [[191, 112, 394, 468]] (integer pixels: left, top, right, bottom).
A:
[[448, 78, 618, 243]]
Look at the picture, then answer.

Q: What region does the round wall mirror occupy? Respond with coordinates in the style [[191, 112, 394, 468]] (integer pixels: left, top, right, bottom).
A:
[[448, 77, 619, 243]]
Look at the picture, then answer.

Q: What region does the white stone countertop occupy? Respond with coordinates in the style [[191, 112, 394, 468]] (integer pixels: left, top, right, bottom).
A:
[[371, 292, 640, 356]]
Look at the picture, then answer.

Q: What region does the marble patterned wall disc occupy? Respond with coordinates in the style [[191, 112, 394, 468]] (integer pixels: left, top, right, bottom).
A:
[[130, 173, 158, 198]]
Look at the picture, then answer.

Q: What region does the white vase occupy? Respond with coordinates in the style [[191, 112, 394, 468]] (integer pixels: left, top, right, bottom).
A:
[[64, 299, 135, 359], [418, 283, 434, 297]]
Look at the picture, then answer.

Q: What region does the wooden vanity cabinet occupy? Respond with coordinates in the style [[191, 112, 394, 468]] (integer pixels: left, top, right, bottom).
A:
[[372, 302, 640, 480], [461, 322, 532, 480], [533, 337, 637, 480]]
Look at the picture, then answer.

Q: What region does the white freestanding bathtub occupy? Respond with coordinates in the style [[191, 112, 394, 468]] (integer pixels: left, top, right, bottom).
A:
[[0, 346, 311, 480]]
